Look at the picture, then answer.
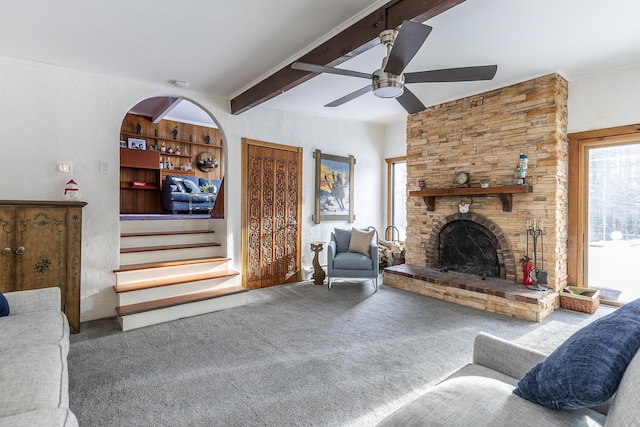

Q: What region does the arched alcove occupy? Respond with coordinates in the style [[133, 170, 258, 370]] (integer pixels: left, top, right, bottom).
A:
[[118, 97, 225, 217]]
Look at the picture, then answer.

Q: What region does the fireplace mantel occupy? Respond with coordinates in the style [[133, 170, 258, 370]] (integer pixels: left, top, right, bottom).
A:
[[409, 185, 533, 212]]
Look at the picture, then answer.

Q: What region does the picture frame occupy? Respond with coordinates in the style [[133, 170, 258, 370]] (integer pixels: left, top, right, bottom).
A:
[[148, 144, 157, 151], [313, 149, 355, 224], [119, 140, 127, 148], [127, 137, 146, 150]]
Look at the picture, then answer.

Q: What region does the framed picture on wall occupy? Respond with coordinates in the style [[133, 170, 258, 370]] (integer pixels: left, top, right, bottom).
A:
[[313, 149, 355, 224], [127, 137, 146, 150]]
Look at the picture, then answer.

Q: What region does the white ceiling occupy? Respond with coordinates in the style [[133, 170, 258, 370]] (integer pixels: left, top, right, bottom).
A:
[[2, 0, 640, 125]]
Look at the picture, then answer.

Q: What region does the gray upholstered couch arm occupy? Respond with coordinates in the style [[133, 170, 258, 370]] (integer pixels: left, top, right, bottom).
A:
[[473, 332, 547, 380], [4, 287, 61, 315]]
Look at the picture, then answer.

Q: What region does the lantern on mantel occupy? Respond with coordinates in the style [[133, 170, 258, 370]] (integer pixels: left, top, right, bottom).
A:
[[63, 179, 82, 201]]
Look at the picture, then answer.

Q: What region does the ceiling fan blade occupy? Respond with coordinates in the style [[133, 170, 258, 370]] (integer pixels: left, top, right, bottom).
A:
[[292, 62, 372, 80], [396, 87, 426, 114], [404, 65, 498, 84], [325, 86, 372, 107], [384, 21, 432, 75]]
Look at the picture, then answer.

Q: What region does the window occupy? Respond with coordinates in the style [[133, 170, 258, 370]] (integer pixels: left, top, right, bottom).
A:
[[386, 157, 407, 241]]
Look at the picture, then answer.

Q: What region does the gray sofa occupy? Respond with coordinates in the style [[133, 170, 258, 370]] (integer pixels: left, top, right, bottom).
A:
[[378, 332, 640, 426], [0, 288, 78, 427]]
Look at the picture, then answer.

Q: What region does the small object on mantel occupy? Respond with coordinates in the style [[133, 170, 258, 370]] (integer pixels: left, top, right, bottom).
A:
[[455, 171, 470, 187], [63, 179, 81, 201]]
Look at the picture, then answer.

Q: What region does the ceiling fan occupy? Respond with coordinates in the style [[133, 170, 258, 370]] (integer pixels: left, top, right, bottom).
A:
[[292, 20, 498, 114]]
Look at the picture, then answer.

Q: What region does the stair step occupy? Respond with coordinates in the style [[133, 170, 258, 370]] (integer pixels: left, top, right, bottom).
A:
[[116, 257, 230, 273], [116, 285, 247, 317], [121, 230, 214, 238], [121, 242, 221, 254], [114, 270, 240, 293]]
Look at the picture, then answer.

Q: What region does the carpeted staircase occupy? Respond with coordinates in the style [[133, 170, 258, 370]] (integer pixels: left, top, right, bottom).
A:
[[115, 217, 245, 330]]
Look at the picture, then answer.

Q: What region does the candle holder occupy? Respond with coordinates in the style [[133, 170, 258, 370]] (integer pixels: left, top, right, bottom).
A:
[[525, 219, 548, 291]]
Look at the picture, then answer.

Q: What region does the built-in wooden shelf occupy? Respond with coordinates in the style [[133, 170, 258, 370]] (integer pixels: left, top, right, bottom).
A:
[[121, 131, 223, 148], [409, 185, 533, 212]]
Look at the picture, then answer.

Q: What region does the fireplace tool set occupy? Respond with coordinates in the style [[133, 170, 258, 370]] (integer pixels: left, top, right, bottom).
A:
[[522, 219, 548, 291]]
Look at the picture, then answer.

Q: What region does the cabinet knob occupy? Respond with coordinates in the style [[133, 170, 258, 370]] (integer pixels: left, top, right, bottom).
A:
[[3, 247, 10, 255], [15, 246, 25, 255]]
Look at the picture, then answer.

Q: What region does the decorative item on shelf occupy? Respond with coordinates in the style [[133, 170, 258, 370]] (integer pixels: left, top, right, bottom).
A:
[[455, 171, 469, 187], [175, 145, 180, 155], [161, 142, 166, 153], [184, 145, 188, 156], [159, 157, 164, 169], [481, 182, 489, 188], [167, 147, 174, 154], [458, 202, 470, 213], [119, 140, 126, 148], [204, 135, 211, 144], [172, 126, 179, 140], [416, 178, 426, 190], [197, 152, 218, 172], [63, 179, 81, 201], [135, 122, 142, 134], [127, 137, 146, 150], [130, 181, 149, 188], [515, 152, 528, 185]]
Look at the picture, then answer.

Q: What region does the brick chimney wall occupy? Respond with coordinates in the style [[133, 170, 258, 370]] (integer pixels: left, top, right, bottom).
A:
[[405, 73, 569, 291]]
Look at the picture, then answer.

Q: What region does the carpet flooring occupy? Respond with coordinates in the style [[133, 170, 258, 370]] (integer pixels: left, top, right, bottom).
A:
[[69, 281, 615, 426]]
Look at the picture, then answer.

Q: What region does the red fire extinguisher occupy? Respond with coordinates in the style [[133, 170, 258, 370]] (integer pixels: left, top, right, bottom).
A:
[[520, 256, 533, 286]]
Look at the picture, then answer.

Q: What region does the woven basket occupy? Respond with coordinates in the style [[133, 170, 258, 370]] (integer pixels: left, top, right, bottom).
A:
[[560, 286, 600, 314]]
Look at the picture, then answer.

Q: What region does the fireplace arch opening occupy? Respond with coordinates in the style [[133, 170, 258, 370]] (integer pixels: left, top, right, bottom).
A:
[[426, 213, 517, 281], [439, 220, 500, 277]]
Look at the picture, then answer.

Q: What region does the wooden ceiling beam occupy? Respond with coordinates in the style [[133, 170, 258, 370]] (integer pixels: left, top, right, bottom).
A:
[[230, 0, 465, 115]]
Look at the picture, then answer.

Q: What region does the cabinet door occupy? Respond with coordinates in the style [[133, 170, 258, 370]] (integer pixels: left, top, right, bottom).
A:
[[14, 207, 68, 293], [0, 207, 15, 292]]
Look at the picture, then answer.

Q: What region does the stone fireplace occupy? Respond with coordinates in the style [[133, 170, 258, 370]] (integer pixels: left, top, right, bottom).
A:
[[384, 73, 568, 322]]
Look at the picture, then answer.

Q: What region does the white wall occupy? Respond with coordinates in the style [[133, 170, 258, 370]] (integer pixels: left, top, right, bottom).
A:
[[0, 55, 385, 321], [568, 62, 640, 133]]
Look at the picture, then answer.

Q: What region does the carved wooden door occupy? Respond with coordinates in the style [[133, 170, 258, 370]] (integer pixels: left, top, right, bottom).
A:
[[242, 139, 302, 289]]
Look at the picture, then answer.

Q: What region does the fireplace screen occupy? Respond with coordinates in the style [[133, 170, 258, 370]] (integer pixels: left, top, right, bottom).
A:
[[439, 220, 500, 277]]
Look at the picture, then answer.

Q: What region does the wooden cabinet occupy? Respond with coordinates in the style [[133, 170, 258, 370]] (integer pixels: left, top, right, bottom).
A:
[[120, 113, 224, 214], [0, 200, 86, 332]]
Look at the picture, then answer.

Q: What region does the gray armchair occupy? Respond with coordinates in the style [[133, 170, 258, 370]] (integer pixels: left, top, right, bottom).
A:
[[327, 227, 379, 291]]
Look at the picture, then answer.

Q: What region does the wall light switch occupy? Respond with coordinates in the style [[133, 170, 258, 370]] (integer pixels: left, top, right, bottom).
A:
[[57, 163, 72, 174], [99, 161, 110, 174]]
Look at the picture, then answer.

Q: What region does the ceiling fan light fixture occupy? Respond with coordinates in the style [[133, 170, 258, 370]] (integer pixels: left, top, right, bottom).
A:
[[372, 70, 404, 98]]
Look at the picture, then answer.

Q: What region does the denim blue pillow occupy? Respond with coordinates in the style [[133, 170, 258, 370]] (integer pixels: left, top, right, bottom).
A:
[[333, 228, 351, 253], [514, 298, 640, 409], [170, 177, 187, 193], [183, 179, 201, 194], [0, 291, 9, 317]]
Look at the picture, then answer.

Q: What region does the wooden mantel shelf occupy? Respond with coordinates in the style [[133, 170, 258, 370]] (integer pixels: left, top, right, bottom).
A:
[[409, 185, 533, 212]]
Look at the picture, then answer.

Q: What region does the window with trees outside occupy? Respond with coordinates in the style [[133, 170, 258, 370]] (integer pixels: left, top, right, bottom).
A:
[[386, 157, 406, 242]]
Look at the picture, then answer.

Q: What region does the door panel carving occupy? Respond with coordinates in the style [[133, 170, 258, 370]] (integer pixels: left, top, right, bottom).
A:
[[243, 141, 302, 289]]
